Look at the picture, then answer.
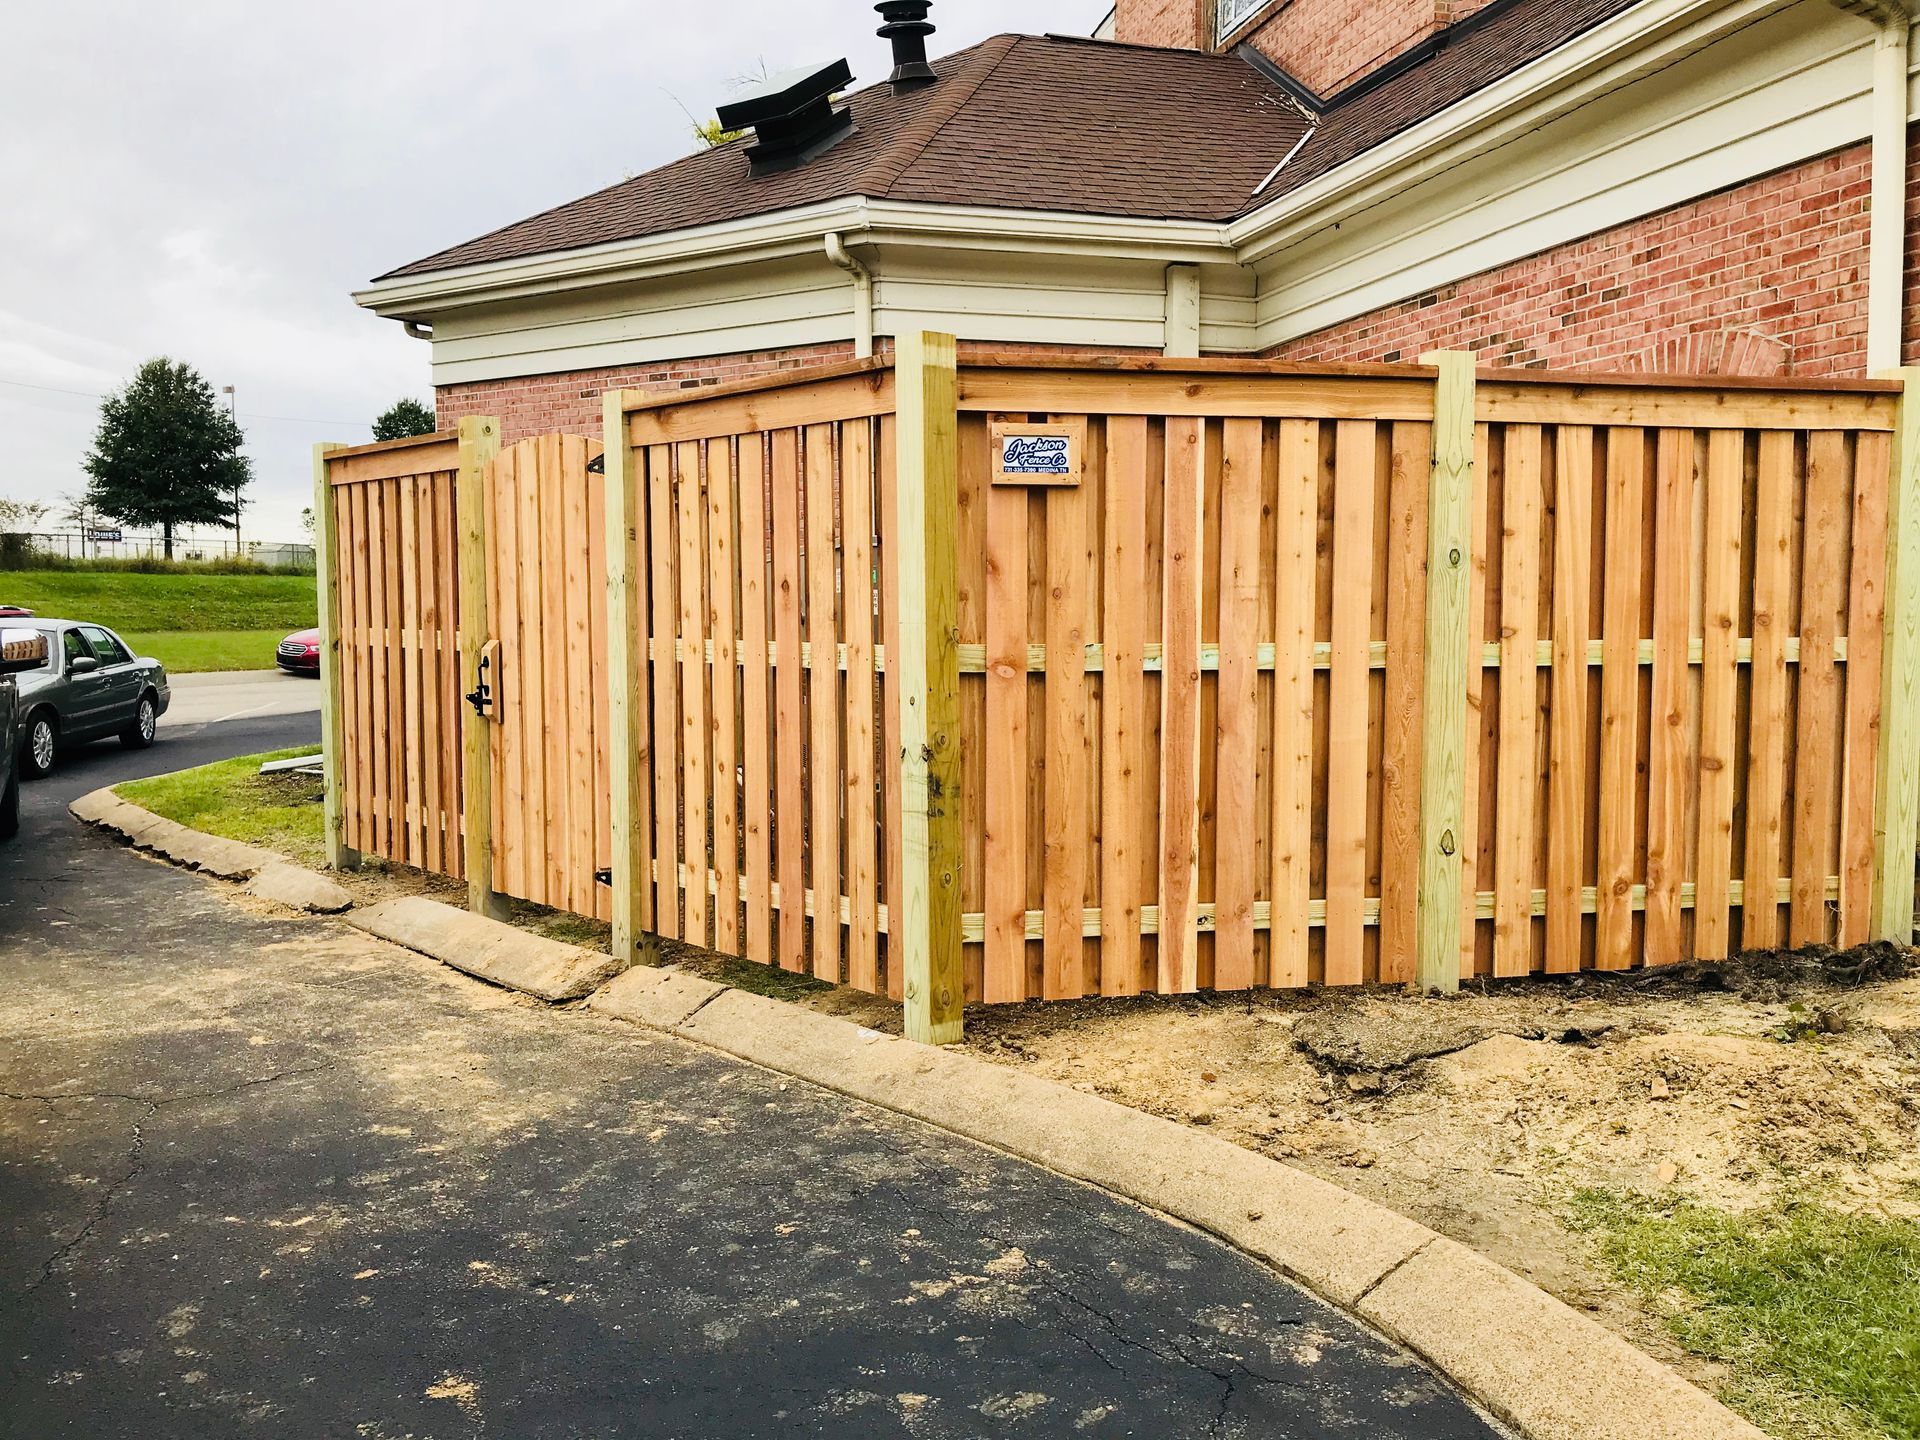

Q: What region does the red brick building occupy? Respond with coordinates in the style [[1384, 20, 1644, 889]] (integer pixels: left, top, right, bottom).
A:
[[355, 0, 1920, 438]]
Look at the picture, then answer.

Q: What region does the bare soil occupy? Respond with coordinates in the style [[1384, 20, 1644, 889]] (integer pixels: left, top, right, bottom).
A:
[[941, 949, 1920, 1382]]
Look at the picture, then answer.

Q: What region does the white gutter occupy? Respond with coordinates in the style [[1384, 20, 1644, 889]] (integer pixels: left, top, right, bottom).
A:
[[1831, 0, 1915, 371], [824, 231, 875, 358], [355, 198, 1230, 319]]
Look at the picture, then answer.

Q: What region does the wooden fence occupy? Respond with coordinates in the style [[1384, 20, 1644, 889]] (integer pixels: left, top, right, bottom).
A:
[[314, 429, 468, 879], [318, 342, 1920, 1042]]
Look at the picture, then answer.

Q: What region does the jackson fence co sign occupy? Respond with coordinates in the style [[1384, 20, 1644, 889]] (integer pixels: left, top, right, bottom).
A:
[[990, 418, 1086, 487]]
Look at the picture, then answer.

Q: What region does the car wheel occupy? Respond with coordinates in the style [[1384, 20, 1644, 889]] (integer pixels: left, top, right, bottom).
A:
[[121, 693, 158, 750], [0, 771, 17, 841], [20, 711, 56, 779]]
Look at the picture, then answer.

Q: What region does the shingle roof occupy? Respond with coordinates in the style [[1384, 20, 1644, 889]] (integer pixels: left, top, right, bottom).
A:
[[377, 0, 1644, 282], [1265, 0, 1641, 197]]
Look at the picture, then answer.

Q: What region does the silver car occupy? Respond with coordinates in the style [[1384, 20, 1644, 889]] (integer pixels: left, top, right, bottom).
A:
[[14, 620, 170, 779], [1, 628, 51, 838]]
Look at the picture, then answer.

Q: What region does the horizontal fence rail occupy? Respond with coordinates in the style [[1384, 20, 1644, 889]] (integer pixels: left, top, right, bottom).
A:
[[322, 347, 1920, 1039]]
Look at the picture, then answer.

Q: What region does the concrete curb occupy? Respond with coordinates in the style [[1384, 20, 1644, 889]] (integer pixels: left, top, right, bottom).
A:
[[348, 896, 622, 1004], [587, 966, 1767, 1440], [246, 861, 353, 915], [71, 787, 283, 881]]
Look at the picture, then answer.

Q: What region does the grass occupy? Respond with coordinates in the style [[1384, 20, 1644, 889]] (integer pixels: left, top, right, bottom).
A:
[[116, 747, 326, 868], [121, 630, 298, 673], [1568, 1191, 1920, 1440], [0, 570, 315, 634]]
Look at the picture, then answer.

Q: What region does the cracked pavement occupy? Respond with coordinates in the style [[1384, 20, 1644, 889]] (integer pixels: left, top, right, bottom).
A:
[[1, 713, 1504, 1438]]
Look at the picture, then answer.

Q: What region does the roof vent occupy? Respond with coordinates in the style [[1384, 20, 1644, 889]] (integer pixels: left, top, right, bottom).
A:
[[876, 1, 937, 92], [716, 59, 857, 176]]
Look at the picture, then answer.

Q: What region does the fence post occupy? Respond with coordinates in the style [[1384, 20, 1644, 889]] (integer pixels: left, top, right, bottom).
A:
[[457, 416, 509, 921], [1414, 352, 1477, 994], [1872, 369, 1920, 941], [312, 442, 360, 873], [604, 390, 651, 968], [894, 332, 964, 1044]]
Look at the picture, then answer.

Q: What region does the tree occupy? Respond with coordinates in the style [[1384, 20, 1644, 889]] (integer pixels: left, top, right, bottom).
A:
[[372, 398, 436, 441], [0, 496, 50, 530], [692, 117, 745, 149], [83, 359, 250, 560]]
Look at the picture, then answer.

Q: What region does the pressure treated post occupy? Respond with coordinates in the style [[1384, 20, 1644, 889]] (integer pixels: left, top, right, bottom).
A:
[[1413, 352, 1477, 993], [311, 442, 360, 873], [457, 416, 509, 921], [1871, 368, 1920, 941], [604, 390, 651, 968], [894, 332, 964, 1044]]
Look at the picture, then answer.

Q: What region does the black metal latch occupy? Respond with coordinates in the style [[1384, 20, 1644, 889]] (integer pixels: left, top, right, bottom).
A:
[[465, 651, 494, 717], [594, 869, 613, 886], [586, 454, 606, 475]]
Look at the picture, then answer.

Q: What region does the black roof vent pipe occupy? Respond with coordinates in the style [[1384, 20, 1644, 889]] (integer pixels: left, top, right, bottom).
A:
[[876, 1, 937, 92], [716, 59, 857, 176]]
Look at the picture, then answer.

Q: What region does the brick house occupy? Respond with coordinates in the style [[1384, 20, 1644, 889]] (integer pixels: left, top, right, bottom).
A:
[[354, 0, 1920, 439]]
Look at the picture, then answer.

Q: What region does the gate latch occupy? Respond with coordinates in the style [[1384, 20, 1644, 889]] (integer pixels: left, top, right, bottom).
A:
[[466, 642, 501, 720]]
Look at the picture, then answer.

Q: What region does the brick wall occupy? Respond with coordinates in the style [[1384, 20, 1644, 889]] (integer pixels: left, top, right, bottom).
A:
[[1268, 143, 1887, 376], [436, 340, 1149, 443], [1114, 0, 1208, 49], [1241, 0, 1437, 96]]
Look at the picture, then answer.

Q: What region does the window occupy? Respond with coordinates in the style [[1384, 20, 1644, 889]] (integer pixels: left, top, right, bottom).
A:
[[61, 629, 88, 668], [79, 626, 130, 666], [1217, 0, 1273, 42]]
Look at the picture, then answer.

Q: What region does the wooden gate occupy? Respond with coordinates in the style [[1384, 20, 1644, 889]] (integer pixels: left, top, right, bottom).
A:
[[481, 434, 612, 921], [317, 432, 466, 878]]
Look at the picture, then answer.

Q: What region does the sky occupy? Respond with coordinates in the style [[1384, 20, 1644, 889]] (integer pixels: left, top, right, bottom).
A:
[[0, 0, 1108, 549]]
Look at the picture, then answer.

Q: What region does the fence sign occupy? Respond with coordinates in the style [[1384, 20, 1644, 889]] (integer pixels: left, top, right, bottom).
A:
[[991, 417, 1084, 486], [87, 528, 122, 543]]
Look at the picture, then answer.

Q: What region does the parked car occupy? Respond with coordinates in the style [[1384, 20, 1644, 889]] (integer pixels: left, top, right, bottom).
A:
[[1, 628, 51, 839], [276, 627, 321, 676], [0, 605, 33, 618], [13, 620, 169, 780]]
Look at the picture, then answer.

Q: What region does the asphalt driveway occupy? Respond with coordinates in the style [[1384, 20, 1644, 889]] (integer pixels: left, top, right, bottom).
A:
[[0, 712, 1503, 1438]]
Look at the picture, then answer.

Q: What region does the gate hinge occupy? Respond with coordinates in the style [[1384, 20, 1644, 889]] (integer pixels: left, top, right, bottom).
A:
[[594, 868, 613, 886], [586, 454, 606, 475]]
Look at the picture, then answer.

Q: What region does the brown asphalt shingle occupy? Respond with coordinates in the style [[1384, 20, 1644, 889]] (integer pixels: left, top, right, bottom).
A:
[[378, 0, 1645, 281]]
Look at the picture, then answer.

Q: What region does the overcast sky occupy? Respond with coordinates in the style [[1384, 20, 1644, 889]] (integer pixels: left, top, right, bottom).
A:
[[0, 0, 1108, 549]]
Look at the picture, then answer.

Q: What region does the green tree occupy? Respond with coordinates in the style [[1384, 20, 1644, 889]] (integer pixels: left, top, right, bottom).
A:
[[692, 117, 745, 148], [372, 397, 436, 441], [83, 359, 250, 560]]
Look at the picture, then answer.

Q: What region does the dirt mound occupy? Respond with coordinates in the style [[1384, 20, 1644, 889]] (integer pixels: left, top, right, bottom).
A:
[[1291, 1008, 1539, 1073]]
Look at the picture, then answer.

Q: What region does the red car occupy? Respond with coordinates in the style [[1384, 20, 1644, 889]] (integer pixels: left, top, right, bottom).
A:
[[0, 606, 33, 618], [276, 628, 321, 676]]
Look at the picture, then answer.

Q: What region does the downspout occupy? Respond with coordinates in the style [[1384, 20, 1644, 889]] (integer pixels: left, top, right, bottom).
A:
[[1165, 263, 1202, 358], [403, 320, 433, 341], [825, 232, 875, 359], [1834, 0, 1913, 371]]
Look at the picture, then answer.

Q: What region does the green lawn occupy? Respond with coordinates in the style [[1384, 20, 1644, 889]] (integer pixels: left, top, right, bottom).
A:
[[121, 630, 297, 674], [1570, 1192, 1920, 1440], [116, 747, 326, 868], [0, 570, 316, 633]]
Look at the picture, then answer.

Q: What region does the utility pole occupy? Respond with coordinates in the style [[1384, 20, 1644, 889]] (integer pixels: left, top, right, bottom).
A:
[[223, 385, 242, 558]]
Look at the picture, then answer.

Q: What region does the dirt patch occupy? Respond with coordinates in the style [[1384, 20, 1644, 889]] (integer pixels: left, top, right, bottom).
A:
[[941, 951, 1920, 1386]]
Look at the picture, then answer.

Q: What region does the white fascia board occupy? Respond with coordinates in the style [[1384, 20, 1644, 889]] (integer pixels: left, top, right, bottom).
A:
[[353, 198, 873, 317], [355, 197, 1233, 320], [1228, 0, 1809, 264]]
